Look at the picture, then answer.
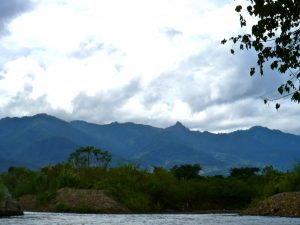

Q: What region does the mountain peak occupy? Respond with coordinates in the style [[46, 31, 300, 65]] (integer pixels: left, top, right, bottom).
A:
[[248, 126, 284, 135], [250, 125, 268, 129], [249, 126, 271, 132], [30, 113, 66, 122], [166, 121, 190, 132], [175, 121, 185, 127], [32, 113, 53, 118], [1, 113, 55, 122]]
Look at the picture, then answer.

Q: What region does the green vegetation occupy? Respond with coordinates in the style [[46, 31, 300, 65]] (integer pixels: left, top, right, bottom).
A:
[[230, 167, 260, 179], [1, 146, 300, 212], [0, 180, 10, 202], [0, 182, 6, 202], [68, 146, 111, 169], [55, 202, 91, 213], [171, 164, 201, 180]]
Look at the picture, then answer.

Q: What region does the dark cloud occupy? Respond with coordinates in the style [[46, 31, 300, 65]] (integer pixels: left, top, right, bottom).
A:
[[0, 84, 50, 117], [142, 43, 286, 114], [70, 79, 141, 123], [184, 47, 285, 109], [136, 41, 298, 133], [0, 0, 33, 35], [0, 84, 69, 120]]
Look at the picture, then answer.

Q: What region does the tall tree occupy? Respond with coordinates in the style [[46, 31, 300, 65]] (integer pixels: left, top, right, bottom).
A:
[[68, 146, 112, 169], [93, 148, 112, 168], [230, 167, 260, 179], [222, 0, 300, 108], [171, 164, 202, 180]]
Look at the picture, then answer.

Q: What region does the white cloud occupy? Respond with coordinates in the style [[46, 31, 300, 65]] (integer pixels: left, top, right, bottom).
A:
[[0, 0, 299, 134]]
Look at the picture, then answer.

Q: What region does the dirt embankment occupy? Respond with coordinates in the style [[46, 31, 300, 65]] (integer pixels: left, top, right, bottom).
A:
[[18, 188, 129, 213], [0, 200, 23, 217], [242, 192, 300, 217]]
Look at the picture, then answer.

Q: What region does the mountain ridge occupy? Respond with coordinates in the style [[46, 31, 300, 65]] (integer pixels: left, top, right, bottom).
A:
[[0, 113, 299, 174]]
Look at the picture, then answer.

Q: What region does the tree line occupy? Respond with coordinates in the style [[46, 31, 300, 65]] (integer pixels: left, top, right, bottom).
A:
[[1, 146, 300, 212]]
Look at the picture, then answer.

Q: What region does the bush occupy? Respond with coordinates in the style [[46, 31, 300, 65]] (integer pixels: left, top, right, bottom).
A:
[[0, 182, 7, 202], [56, 202, 94, 213], [4, 160, 300, 212], [1, 167, 37, 197], [58, 171, 79, 188], [37, 191, 56, 205]]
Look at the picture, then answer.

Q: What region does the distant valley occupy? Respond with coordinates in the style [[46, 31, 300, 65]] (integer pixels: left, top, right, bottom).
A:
[[0, 113, 299, 174]]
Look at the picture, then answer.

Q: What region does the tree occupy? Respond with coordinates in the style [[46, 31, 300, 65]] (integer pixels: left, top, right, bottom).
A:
[[68, 146, 112, 169], [0, 182, 9, 202], [230, 167, 260, 179], [261, 165, 280, 176], [171, 164, 202, 180], [1, 167, 36, 197], [222, 0, 300, 108], [93, 148, 112, 168]]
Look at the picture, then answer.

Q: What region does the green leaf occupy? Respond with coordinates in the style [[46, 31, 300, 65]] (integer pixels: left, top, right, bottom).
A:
[[246, 5, 253, 13], [291, 92, 300, 103], [275, 103, 280, 110], [230, 49, 235, 54], [235, 5, 242, 12], [221, 39, 227, 44], [250, 68, 255, 76], [278, 85, 284, 95], [285, 85, 290, 93], [270, 61, 278, 70], [239, 15, 246, 27]]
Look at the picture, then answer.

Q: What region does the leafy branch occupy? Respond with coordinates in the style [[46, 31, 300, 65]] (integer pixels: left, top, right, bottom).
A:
[[222, 0, 300, 109]]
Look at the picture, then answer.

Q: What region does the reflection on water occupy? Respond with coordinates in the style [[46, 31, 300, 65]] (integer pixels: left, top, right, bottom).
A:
[[0, 212, 300, 225]]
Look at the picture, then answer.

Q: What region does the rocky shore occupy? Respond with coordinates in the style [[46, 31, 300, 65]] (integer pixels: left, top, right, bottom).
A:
[[0, 199, 23, 217], [242, 192, 300, 217]]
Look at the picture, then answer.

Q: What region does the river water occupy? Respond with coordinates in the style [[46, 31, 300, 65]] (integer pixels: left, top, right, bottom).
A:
[[1, 212, 300, 225]]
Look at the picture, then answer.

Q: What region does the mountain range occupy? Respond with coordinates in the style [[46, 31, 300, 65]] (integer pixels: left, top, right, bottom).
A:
[[0, 113, 299, 174]]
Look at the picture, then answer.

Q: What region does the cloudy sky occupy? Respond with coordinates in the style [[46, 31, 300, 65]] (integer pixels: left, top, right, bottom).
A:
[[0, 0, 299, 134]]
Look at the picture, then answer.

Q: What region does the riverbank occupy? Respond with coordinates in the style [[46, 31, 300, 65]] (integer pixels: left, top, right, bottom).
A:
[[18, 188, 129, 213], [17, 187, 300, 217], [19, 190, 239, 214], [19, 188, 244, 214], [0, 199, 23, 217], [18, 189, 300, 217], [242, 192, 300, 217]]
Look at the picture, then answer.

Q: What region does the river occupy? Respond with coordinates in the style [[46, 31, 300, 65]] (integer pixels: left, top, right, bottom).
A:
[[1, 212, 300, 225]]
